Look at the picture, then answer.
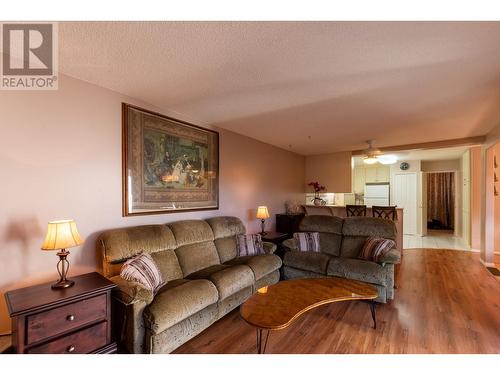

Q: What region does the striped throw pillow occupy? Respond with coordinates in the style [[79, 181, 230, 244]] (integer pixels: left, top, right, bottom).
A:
[[359, 237, 396, 262], [293, 232, 320, 252], [120, 253, 164, 293], [237, 234, 264, 256]]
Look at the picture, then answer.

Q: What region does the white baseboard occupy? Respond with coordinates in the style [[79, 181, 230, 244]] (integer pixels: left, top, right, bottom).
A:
[[479, 258, 496, 268]]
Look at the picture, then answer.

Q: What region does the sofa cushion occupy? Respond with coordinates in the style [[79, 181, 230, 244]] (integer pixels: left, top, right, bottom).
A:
[[98, 225, 177, 277], [206, 217, 246, 263], [326, 257, 389, 286], [225, 254, 282, 280], [168, 220, 215, 247], [144, 279, 218, 334], [214, 237, 238, 263], [299, 215, 343, 256], [283, 251, 331, 274], [150, 249, 184, 282], [187, 264, 255, 300], [175, 241, 221, 276], [299, 215, 343, 234], [185, 264, 229, 279], [206, 216, 246, 239], [339, 236, 367, 258], [340, 217, 397, 258], [342, 217, 396, 239]]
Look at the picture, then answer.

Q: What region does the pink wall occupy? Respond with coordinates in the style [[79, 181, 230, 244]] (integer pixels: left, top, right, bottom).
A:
[[0, 75, 305, 332]]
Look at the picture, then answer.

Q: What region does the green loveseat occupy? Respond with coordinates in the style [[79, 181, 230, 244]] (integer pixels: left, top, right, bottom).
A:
[[97, 216, 282, 354], [282, 215, 400, 303]]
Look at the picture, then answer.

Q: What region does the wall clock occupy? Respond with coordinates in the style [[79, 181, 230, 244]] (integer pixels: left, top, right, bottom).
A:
[[400, 162, 410, 171]]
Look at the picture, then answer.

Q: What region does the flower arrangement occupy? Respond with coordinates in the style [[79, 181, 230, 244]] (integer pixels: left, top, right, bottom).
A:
[[308, 181, 326, 198]]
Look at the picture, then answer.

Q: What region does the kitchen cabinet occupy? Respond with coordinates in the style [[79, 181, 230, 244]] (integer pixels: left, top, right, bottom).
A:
[[352, 165, 390, 193]]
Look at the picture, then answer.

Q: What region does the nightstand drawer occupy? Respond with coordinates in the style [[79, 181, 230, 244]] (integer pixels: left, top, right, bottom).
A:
[[26, 293, 107, 345], [27, 321, 107, 354]]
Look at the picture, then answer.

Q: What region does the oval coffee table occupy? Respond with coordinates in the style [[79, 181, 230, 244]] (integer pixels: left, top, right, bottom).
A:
[[240, 277, 378, 354]]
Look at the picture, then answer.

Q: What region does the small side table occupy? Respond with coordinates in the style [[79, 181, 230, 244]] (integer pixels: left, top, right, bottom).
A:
[[260, 232, 290, 259], [4, 272, 117, 354]]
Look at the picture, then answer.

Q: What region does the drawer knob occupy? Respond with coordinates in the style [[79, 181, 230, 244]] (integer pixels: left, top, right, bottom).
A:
[[66, 315, 75, 321], [67, 345, 75, 353]]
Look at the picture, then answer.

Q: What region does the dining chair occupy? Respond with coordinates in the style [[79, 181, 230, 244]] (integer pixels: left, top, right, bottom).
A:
[[372, 206, 397, 220], [346, 205, 367, 217]]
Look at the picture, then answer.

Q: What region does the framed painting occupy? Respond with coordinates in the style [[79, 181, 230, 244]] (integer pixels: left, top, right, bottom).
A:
[[122, 103, 219, 216]]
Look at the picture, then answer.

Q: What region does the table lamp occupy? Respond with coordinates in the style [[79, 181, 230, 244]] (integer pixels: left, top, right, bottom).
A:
[[256, 206, 270, 235], [41, 219, 84, 289]]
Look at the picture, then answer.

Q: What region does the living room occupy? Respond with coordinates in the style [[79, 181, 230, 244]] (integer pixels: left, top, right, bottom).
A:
[[1, 1, 500, 374]]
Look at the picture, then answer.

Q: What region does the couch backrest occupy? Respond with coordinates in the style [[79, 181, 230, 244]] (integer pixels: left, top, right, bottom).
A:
[[97, 225, 182, 280], [340, 217, 397, 258], [299, 215, 343, 256], [97, 216, 247, 280], [168, 220, 220, 276], [206, 216, 246, 263]]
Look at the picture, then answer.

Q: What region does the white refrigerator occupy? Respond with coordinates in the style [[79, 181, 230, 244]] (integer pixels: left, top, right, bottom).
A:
[[364, 183, 390, 207]]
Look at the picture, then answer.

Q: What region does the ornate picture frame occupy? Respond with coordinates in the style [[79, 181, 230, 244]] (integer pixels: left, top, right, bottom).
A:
[[122, 103, 219, 216]]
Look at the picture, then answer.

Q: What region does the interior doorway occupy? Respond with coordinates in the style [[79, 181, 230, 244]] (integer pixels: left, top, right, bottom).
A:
[[426, 171, 455, 232]]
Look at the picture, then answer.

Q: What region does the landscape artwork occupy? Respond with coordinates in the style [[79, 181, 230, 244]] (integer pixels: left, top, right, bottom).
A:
[[122, 103, 219, 215]]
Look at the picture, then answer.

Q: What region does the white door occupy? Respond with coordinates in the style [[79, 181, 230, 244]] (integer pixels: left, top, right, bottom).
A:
[[392, 172, 418, 235]]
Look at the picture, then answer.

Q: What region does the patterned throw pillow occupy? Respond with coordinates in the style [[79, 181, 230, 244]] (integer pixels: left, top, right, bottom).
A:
[[120, 253, 164, 293], [359, 237, 396, 262], [293, 232, 320, 252], [237, 234, 264, 256]]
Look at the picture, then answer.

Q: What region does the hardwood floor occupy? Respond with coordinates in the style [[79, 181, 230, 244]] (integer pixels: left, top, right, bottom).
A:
[[174, 249, 500, 354]]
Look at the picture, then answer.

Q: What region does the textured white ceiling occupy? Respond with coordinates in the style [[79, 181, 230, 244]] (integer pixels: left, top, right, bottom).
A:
[[59, 22, 500, 155]]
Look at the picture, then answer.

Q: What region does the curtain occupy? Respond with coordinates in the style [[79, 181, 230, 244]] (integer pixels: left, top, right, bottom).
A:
[[427, 172, 455, 229]]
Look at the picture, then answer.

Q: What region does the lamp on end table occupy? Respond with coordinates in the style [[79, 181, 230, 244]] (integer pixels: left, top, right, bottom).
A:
[[41, 219, 84, 289], [256, 206, 270, 235]]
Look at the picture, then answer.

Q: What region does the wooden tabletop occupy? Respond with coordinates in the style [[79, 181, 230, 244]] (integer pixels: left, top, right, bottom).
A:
[[261, 232, 288, 240], [240, 277, 378, 330], [5, 272, 115, 317]]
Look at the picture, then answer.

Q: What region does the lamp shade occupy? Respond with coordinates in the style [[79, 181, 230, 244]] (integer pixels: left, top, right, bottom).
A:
[[256, 206, 270, 219], [41, 220, 84, 251]]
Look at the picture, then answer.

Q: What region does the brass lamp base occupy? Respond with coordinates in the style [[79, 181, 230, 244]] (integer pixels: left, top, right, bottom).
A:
[[51, 279, 75, 289], [51, 248, 75, 290], [260, 219, 267, 236]]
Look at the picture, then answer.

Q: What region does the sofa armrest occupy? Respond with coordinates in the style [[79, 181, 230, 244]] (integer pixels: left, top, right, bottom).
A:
[[377, 248, 401, 265], [281, 238, 297, 251], [262, 241, 277, 254], [109, 275, 154, 305]]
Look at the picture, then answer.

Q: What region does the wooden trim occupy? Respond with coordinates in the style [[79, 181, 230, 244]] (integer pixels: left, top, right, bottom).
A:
[[351, 136, 486, 156]]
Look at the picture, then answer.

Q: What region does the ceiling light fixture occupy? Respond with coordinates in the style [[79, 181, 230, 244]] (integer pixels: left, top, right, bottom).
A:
[[363, 156, 379, 164], [376, 154, 398, 165]]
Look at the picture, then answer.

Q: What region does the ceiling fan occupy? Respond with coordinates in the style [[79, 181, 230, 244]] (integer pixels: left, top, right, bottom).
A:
[[362, 140, 398, 165]]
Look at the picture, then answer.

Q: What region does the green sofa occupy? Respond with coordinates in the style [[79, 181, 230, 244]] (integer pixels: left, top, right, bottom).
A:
[[97, 216, 282, 354], [282, 215, 400, 303]]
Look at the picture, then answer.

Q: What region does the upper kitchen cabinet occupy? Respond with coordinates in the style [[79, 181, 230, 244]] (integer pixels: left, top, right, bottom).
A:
[[352, 165, 390, 193]]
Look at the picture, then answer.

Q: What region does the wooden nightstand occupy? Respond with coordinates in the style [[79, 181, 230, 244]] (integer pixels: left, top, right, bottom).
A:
[[261, 232, 290, 259], [4, 272, 117, 354]]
